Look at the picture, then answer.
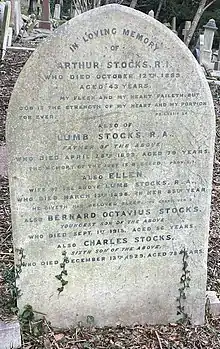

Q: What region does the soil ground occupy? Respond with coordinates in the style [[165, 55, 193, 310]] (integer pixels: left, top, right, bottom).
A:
[[0, 49, 220, 348]]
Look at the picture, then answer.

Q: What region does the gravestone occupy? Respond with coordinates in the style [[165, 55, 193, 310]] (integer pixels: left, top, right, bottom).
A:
[[7, 4, 215, 327], [9, 0, 15, 27], [14, 0, 23, 37], [38, 0, 51, 30], [201, 19, 218, 69], [0, 2, 5, 27], [182, 21, 191, 44], [148, 10, 154, 18], [0, 1, 11, 60], [53, 4, 61, 20]]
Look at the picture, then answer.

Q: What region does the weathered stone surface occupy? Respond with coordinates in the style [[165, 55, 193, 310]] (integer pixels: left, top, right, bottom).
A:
[[6, 5, 215, 327], [0, 146, 8, 176], [0, 320, 21, 349]]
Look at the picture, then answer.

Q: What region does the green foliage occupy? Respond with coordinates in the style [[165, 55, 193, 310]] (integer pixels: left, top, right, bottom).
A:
[[136, 0, 220, 46], [19, 305, 46, 336], [1, 266, 20, 314], [50, 0, 220, 45], [87, 315, 95, 325], [55, 251, 69, 294], [50, 0, 56, 16], [0, 249, 25, 315], [176, 248, 191, 325]]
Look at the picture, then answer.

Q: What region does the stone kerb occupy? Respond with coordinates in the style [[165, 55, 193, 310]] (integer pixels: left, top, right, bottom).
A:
[[6, 4, 215, 328], [0, 320, 21, 349]]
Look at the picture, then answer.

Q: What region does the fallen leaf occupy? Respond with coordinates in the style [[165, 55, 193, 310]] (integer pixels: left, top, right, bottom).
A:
[[54, 332, 64, 341]]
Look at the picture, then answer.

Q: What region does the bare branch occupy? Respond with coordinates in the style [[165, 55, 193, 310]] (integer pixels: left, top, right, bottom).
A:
[[185, 0, 217, 47], [185, 0, 206, 47], [204, 0, 216, 11], [155, 0, 164, 20]]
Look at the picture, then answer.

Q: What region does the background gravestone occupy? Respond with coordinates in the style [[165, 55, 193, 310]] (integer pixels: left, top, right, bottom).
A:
[[0, 2, 5, 26], [0, 1, 11, 60], [6, 4, 215, 327]]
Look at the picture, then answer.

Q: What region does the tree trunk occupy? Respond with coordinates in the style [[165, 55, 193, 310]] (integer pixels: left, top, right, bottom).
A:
[[28, 0, 34, 14], [155, 0, 163, 20], [185, 0, 216, 47]]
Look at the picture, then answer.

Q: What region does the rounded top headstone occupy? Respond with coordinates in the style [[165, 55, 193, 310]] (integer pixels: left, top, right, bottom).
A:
[[7, 4, 215, 328]]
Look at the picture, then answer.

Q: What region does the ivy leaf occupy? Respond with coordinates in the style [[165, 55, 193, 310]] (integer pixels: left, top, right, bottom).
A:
[[55, 274, 62, 280], [61, 280, 68, 286], [87, 315, 95, 325]]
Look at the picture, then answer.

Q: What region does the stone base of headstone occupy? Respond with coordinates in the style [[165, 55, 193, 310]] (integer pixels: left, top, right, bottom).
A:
[[214, 61, 220, 71], [0, 320, 21, 349], [206, 291, 220, 316], [38, 20, 51, 30], [202, 61, 215, 71], [211, 70, 220, 78], [202, 49, 212, 64]]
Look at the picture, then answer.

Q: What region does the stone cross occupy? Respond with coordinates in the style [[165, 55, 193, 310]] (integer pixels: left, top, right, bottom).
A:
[[182, 21, 191, 43]]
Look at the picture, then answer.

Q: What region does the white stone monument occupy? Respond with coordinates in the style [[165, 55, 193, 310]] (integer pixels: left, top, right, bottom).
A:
[[53, 3, 61, 20], [148, 10, 154, 18], [7, 4, 215, 327], [14, 0, 23, 36], [182, 21, 191, 44], [201, 19, 218, 69]]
